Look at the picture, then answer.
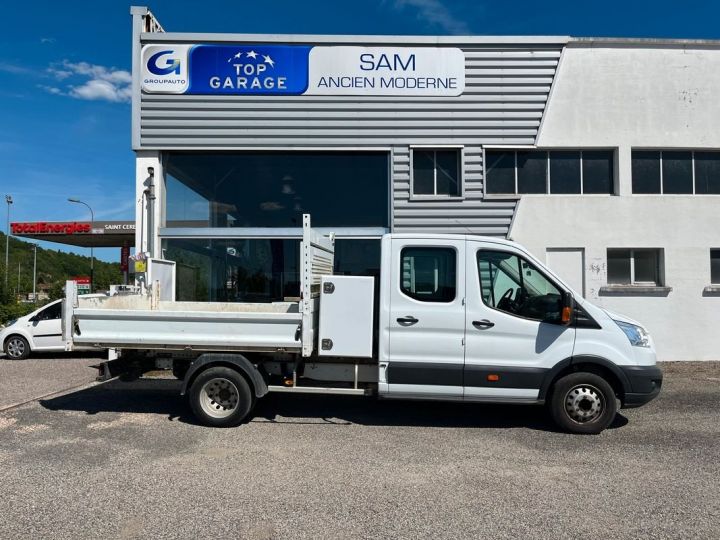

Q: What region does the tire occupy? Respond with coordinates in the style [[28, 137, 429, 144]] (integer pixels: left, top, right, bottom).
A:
[[188, 366, 254, 427], [4, 335, 30, 360], [549, 372, 618, 434]]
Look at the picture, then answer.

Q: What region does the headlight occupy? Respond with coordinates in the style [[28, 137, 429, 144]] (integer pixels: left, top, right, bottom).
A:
[[5, 319, 17, 327], [614, 320, 651, 348]]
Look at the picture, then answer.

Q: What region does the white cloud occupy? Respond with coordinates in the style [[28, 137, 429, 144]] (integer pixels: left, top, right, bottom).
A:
[[36, 84, 63, 95], [45, 60, 132, 103], [0, 62, 33, 75], [69, 79, 131, 103], [49, 69, 72, 80], [40, 37, 56, 44], [392, 0, 470, 34]]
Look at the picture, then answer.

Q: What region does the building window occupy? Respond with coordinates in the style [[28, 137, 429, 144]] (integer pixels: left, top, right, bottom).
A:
[[400, 247, 456, 302], [411, 148, 462, 197], [711, 249, 720, 284], [631, 150, 720, 194], [607, 249, 663, 286], [485, 150, 614, 195]]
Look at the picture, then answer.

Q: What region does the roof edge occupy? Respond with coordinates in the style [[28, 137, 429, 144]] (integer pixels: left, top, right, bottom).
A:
[[569, 36, 720, 47], [139, 32, 570, 45]]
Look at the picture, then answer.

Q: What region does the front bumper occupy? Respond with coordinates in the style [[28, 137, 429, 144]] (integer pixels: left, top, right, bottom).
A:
[[620, 365, 663, 408]]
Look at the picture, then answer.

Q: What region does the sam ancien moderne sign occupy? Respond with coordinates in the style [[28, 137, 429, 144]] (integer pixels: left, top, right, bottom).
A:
[[141, 44, 465, 96]]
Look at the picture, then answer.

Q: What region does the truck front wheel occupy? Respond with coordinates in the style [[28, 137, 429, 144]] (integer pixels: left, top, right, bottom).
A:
[[188, 366, 254, 427], [549, 372, 618, 434]]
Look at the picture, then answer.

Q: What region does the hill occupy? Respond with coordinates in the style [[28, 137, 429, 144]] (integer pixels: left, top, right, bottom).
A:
[[0, 232, 122, 323]]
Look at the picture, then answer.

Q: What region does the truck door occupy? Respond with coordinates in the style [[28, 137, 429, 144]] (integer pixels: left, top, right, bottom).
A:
[[464, 241, 575, 401], [384, 237, 466, 398]]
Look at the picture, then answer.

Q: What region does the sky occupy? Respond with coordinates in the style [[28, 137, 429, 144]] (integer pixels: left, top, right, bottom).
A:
[[1, 0, 718, 261]]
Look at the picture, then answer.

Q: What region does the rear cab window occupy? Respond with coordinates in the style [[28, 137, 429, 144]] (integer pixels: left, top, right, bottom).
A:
[[400, 247, 456, 302]]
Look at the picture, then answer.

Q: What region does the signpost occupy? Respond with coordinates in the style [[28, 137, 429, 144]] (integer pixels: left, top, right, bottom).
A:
[[71, 276, 91, 295]]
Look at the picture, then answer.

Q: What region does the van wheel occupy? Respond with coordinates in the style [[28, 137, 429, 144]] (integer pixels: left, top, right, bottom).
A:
[[188, 366, 253, 427], [549, 372, 617, 434], [4, 336, 30, 360]]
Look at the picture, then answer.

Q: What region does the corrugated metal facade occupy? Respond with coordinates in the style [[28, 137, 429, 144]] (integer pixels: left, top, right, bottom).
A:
[[136, 32, 566, 236]]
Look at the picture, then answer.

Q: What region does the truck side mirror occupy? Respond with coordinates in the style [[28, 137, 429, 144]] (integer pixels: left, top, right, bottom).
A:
[[561, 291, 575, 325]]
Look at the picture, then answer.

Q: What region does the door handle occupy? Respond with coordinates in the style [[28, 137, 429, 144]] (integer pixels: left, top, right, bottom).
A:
[[397, 316, 419, 326], [472, 319, 495, 329]]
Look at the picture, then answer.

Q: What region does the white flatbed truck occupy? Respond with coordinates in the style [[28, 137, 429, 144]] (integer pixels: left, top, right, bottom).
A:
[[63, 215, 662, 434]]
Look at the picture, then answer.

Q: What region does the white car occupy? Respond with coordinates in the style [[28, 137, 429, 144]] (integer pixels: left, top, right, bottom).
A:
[[1, 299, 99, 360]]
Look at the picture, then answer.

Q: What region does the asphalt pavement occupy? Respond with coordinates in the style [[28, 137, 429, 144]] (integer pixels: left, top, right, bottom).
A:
[[0, 353, 101, 409], [0, 359, 718, 539]]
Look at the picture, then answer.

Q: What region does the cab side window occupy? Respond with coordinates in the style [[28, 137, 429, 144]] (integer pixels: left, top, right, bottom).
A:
[[37, 302, 61, 321], [401, 247, 456, 302], [477, 250, 562, 321]]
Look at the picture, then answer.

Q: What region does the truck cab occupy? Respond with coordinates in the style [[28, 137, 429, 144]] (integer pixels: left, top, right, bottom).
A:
[[379, 234, 662, 432]]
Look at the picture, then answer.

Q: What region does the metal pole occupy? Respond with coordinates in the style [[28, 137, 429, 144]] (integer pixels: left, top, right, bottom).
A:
[[4, 195, 12, 288], [32, 244, 37, 303], [68, 198, 94, 293]]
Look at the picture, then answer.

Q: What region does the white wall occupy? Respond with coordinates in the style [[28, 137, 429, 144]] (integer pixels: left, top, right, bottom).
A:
[[538, 43, 720, 148], [511, 43, 720, 361]]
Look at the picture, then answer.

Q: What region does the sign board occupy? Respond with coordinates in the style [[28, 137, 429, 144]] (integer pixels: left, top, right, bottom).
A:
[[11, 221, 135, 235], [141, 44, 465, 97], [129, 252, 148, 274], [120, 246, 130, 272], [71, 276, 91, 295], [11, 222, 91, 235]]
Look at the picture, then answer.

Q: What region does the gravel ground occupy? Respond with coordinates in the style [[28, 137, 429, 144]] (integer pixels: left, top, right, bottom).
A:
[[0, 354, 102, 409], [0, 360, 718, 539]]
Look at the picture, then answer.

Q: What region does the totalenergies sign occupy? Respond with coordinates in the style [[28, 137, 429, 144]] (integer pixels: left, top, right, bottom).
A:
[[11, 222, 91, 235]]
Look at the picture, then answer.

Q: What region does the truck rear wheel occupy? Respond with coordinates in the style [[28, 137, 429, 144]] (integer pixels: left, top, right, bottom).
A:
[[188, 366, 253, 427], [549, 372, 617, 434]]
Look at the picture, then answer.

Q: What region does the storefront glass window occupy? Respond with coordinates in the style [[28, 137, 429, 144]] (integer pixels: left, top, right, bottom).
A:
[[163, 238, 380, 302], [165, 152, 389, 228]]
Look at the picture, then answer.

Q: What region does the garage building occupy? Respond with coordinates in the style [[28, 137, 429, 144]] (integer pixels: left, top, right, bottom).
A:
[[130, 6, 720, 361]]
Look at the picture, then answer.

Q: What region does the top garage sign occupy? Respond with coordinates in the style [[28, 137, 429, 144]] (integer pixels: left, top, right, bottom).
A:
[[141, 44, 465, 96]]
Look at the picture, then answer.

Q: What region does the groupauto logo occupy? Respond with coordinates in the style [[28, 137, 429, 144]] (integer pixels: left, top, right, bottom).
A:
[[147, 50, 181, 76]]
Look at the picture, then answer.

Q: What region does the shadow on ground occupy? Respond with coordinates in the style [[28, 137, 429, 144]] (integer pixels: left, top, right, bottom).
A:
[[39, 378, 628, 432]]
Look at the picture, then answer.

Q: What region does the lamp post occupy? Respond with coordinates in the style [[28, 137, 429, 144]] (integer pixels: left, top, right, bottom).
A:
[[68, 198, 94, 293], [4, 194, 12, 288], [32, 243, 37, 303]]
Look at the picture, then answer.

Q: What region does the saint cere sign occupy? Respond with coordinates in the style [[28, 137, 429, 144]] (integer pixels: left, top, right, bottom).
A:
[[141, 44, 465, 97]]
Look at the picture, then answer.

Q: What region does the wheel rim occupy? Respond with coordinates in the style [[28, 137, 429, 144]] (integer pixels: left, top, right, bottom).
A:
[[6, 338, 26, 359], [199, 377, 240, 419], [564, 383, 604, 424]]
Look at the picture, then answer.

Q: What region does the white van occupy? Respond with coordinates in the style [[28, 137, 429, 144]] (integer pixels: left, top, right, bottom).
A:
[[2, 299, 99, 360], [63, 216, 663, 434]]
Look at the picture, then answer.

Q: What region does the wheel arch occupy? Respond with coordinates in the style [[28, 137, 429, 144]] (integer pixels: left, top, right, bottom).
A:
[[180, 353, 268, 399], [539, 355, 631, 402], [3, 332, 33, 351]]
